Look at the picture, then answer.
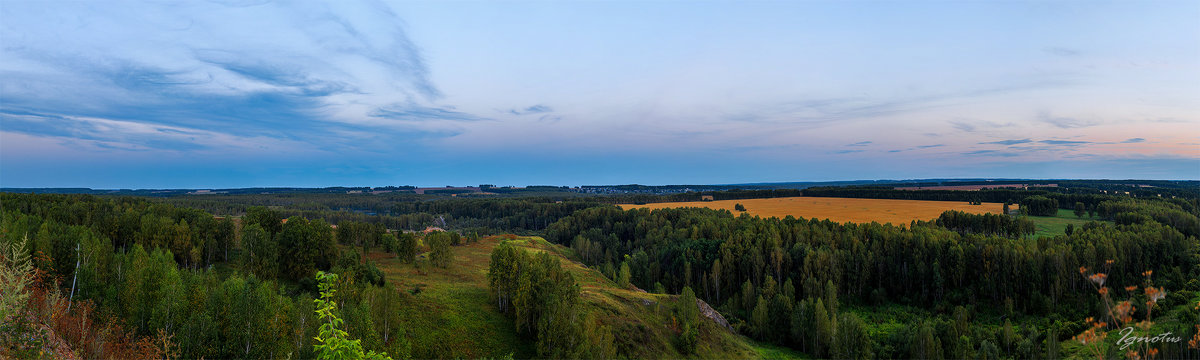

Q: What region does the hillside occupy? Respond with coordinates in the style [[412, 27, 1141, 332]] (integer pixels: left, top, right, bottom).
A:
[[367, 235, 802, 359]]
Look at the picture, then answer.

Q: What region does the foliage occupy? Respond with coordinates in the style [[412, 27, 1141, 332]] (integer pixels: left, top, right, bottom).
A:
[[240, 224, 277, 279], [928, 210, 1035, 237], [313, 271, 391, 360], [674, 286, 700, 354], [1021, 195, 1060, 216], [426, 232, 453, 268], [277, 216, 337, 282], [487, 243, 586, 358], [0, 237, 32, 320]]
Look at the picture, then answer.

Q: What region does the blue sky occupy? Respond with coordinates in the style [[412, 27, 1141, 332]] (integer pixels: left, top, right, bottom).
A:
[[2, 0, 1197, 188]]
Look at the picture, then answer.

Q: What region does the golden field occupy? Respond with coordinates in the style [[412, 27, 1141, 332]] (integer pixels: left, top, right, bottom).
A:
[[617, 196, 1011, 225]]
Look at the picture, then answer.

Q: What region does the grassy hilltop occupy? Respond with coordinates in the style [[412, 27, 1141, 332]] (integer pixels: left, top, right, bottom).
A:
[[366, 235, 802, 359]]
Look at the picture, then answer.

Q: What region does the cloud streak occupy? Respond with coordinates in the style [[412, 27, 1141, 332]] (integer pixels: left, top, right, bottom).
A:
[[981, 139, 1034, 145], [0, 0, 469, 155]]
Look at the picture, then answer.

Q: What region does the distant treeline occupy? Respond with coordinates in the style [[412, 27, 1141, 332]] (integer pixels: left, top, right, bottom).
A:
[[157, 194, 604, 233], [802, 186, 1200, 214], [607, 189, 805, 204]]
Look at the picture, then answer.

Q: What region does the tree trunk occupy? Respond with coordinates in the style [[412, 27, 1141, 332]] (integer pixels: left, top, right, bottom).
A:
[[67, 243, 80, 312]]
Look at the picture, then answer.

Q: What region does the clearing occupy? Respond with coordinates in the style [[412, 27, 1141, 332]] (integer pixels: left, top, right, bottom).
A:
[[618, 196, 1009, 225], [1025, 208, 1110, 238]]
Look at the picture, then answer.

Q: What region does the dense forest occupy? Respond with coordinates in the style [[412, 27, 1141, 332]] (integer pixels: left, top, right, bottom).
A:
[[544, 194, 1200, 359], [160, 194, 603, 235], [0, 194, 417, 358], [3, 182, 1200, 359]]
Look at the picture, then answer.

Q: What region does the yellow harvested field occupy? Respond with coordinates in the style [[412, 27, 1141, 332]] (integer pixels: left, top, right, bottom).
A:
[[617, 196, 1012, 225]]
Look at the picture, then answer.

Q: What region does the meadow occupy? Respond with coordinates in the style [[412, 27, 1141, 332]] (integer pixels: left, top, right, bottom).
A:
[[1025, 208, 1109, 238], [617, 196, 1010, 225], [367, 235, 803, 359]]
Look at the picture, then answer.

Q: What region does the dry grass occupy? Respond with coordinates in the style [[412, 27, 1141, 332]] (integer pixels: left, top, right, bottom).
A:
[[617, 196, 1010, 225]]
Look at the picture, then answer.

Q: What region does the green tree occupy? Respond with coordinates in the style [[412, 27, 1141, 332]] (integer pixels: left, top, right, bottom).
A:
[[581, 313, 617, 360], [1045, 327, 1060, 360], [913, 321, 943, 360], [0, 236, 32, 321], [814, 298, 832, 358], [674, 286, 700, 354], [395, 233, 416, 264], [277, 217, 336, 282], [313, 271, 391, 360], [617, 261, 631, 288], [978, 339, 1000, 360], [751, 296, 769, 339], [244, 206, 283, 235], [832, 313, 872, 360], [427, 233, 452, 268], [241, 224, 277, 279], [1074, 202, 1086, 218], [734, 203, 746, 212]]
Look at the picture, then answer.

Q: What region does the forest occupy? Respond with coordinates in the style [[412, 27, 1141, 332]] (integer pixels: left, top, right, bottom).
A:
[[2, 182, 1200, 359]]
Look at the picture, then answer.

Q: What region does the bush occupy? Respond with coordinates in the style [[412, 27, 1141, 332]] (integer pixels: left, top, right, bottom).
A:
[[427, 234, 452, 268]]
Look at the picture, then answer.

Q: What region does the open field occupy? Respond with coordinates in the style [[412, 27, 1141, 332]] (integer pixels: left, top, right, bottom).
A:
[[618, 196, 1010, 225], [366, 235, 801, 359], [1026, 208, 1110, 238]]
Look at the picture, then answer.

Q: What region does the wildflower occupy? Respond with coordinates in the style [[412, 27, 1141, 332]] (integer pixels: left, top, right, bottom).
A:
[[1089, 273, 1107, 286], [1126, 285, 1138, 292], [1098, 287, 1108, 295], [1145, 286, 1166, 303], [1106, 259, 1115, 265], [1080, 266, 1088, 274], [1143, 270, 1153, 277]]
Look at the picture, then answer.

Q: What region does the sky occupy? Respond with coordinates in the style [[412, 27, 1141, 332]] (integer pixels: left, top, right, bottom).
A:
[[1, 0, 1198, 188]]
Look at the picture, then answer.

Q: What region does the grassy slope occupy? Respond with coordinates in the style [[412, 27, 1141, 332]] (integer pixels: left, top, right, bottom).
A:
[[368, 238, 535, 359], [1027, 208, 1109, 238], [368, 235, 805, 359]]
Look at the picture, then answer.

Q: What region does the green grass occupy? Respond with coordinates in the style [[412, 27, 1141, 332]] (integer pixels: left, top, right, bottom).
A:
[[1027, 208, 1110, 238], [749, 340, 811, 359], [365, 235, 803, 359], [366, 239, 536, 359]]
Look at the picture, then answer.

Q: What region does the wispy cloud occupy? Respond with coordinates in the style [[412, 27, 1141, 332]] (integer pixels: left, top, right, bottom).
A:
[[889, 144, 944, 153], [981, 139, 1033, 145], [0, 0, 468, 155], [964, 150, 1020, 157], [371, 103, 490, 122], [951, 119, 1014, 133], [1038, 112, 1100, 129], [1122, 138, 1146, 143], [1040, 139, 1090, 146], [1044, 46, 1082, 57], [846, 141, 872, 147], [724, 79, 1073, 127], [509, 104, 553, 115]]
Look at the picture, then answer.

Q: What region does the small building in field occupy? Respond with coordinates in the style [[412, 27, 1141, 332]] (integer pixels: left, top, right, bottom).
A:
[[422, 226, 445, 234], [701, 195, 714, 201]]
